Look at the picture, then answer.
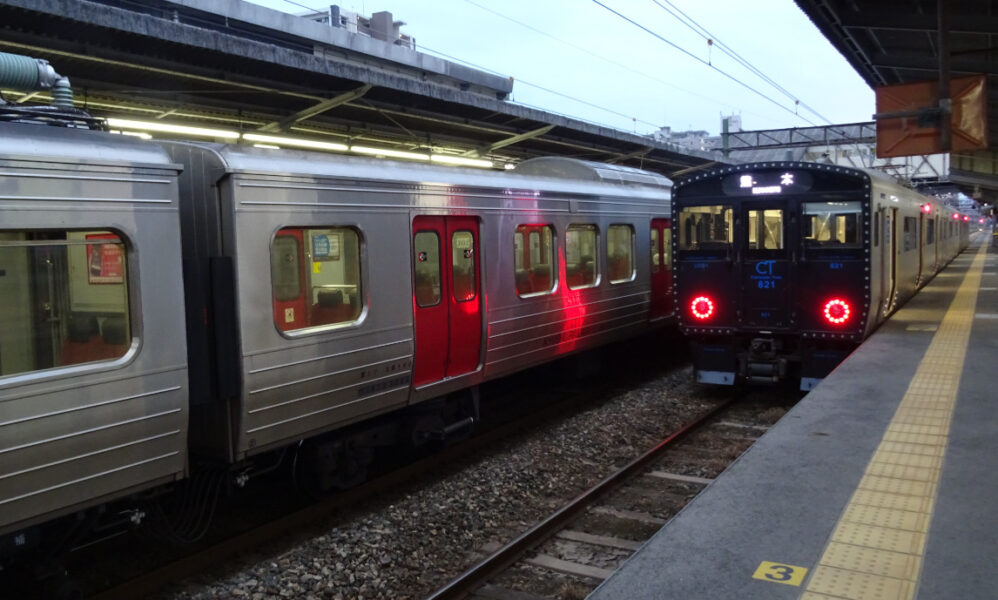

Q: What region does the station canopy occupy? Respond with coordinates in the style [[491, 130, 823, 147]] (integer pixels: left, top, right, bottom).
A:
[[795, 0, 998, 203], [0, 0, 717, 177]]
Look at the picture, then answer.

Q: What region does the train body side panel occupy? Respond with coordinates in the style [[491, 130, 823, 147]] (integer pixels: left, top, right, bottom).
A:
[[0, 125, 188, 535], [226, 175, 413, 459]]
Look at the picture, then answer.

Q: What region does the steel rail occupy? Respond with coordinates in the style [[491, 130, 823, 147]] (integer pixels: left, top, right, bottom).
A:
[[85, 376, 640, 600], [424, 397, 738, 600]]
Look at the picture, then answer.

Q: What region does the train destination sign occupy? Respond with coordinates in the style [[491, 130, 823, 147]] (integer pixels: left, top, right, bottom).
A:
[[721, 170, 814, 196]]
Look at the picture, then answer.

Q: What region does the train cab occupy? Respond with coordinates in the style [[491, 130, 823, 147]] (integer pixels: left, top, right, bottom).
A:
[[673, 164, 874, 388]]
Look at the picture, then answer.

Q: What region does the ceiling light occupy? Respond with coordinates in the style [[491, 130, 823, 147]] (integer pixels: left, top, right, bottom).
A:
[[106, 118, 239, 139], [504, 163, 517, 170], [430, 155, 493, 168], [252, 143, 280, 149], [350, 145, 430, 161], [109, 129, 153, 140], [243, 133, 347, 151]]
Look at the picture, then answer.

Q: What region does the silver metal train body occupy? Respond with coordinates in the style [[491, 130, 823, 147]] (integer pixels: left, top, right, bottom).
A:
[[0, 123, 675, 558], [672, 162, 970, 390]]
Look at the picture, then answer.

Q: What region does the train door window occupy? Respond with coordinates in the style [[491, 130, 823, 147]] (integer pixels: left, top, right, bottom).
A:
[[663, 228, 672, 267], [903, 217, 917, 252], [803, 201, 862, 248], [607, 225, 635, 284], [271, 227, 362, 332], [678, 205, 732, 250], [566, 224, 598, 290], [514, 224, 555, 296], [926, 218, 935, 244], [451, 231, 476, 302], [650, 228, 659, 273], [414, 231, 441, 307], [747, 209, 784, 250], [0, 231, 131, 378]]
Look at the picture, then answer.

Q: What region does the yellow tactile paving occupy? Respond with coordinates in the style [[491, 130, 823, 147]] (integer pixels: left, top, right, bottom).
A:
[[807, 566, 915, 600], [799, 243, 988, 599], [821, 543, 920, 579], [841, 504, 930, 532]]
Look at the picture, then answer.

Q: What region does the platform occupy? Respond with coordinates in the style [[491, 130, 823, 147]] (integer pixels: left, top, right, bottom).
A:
[[588, 234, 998, 600]]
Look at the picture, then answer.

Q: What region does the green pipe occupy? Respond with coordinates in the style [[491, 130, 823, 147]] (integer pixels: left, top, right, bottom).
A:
[[0, 51, 46, 90], [0, 51, 74, 108]]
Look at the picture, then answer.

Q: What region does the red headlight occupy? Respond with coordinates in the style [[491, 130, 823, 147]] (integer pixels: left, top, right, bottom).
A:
[[823, 298, 851, 325], [690, 296, 715, 320]]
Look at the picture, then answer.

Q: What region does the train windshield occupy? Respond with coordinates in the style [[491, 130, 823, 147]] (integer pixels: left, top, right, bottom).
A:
[[678, 205, 733, 251], [803, 201, 863, 249]]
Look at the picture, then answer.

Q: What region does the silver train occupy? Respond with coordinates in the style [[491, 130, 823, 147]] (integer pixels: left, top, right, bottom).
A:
[[0, 121, 676, 568], [672, 162, 971, 389]]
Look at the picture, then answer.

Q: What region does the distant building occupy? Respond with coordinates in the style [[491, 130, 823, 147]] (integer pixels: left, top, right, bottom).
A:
[[652, 126, 715, 152], [299, 5, 415, 49]]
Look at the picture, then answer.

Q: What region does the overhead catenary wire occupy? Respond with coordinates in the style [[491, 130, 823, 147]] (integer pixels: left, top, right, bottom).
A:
[[460, 0, 748, 116], [280, 0, 660, 131], [590, 0, 819, 127], [649, 0, 834, 125], [416, 43, 662, 130]]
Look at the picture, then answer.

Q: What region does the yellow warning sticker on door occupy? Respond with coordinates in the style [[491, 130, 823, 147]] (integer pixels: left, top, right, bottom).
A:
[[752, 561, 808, 586]]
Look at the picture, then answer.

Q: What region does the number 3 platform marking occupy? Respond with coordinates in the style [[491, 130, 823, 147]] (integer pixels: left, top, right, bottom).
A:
[[752, 561, 808, 586]]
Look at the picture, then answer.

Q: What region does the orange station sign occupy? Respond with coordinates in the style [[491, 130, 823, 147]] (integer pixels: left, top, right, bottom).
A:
[[875, 75, 988, 158]]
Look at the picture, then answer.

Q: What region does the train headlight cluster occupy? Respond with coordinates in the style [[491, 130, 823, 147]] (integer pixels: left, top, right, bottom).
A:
[[690, 295, 715, 320], [822, 298, 851, 325]]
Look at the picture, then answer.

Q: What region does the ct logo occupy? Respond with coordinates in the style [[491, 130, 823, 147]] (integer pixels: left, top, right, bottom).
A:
[[755, 260, 775, 275]]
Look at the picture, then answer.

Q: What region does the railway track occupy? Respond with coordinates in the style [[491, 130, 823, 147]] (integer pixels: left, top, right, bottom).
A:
[[79, 337, 697, 600], [425, 390, 792, 600]]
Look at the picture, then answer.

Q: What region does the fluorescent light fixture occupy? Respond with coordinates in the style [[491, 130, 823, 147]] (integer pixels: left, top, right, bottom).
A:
[[504, 163, 516, 170], [350, 145, 430, 161], [430, 155, 493, 168], [106, 118, 239, 139], [242, 133, 348, 152], [109, 129, 153, 140], [253, 144, 280, 149]]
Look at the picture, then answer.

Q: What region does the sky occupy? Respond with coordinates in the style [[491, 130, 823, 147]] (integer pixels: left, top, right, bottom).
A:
[[244, 0, 876, 137]]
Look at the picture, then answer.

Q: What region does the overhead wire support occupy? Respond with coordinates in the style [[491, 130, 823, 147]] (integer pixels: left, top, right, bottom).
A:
[[649, 0, 834, 126], [589, 0, 818, 126]]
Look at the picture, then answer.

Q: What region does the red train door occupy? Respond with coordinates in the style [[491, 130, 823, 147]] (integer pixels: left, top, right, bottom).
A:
[[412, 216, 482, 387], [272, 228, 308, 331], [650, 218, 673, 318]]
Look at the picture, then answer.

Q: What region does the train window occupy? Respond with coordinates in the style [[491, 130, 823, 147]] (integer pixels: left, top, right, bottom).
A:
[[567, 224, 598, 289], [0, 231, 131, 378], [650, 228, 659, 273], [678, 205, 732, 250], [926, 219, 935, 245], [747, 209, 784, 250], [451, 231, 476, 302], [874, 212, 880, 247], [271, 227, 362, 332], [608, 225, 635, 284], [903, 217, 917, 252], [271, 234, 302, 301], [414, 231, 441, 307], [803, 201, 862, 248], [515, 224, 555, 296]]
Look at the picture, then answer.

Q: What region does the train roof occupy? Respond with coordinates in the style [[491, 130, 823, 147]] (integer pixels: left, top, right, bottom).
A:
[[0, 121, 179, 171], [162, 142, 672, 202], [512, 157, 672, 188]]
